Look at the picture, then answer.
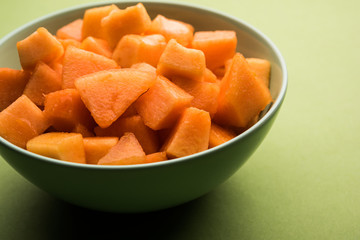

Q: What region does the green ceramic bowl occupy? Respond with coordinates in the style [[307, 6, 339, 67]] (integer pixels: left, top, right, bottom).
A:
[[0, 1, 287, 213]]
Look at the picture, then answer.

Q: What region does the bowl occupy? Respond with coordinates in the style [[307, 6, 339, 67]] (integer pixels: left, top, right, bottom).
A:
[[0, 1, 287, 213]]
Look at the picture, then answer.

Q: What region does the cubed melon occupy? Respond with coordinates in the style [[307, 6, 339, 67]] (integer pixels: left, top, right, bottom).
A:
[[162, 107, 211, 159], [17, 27, 64, 70], [97, 132, 146, 165], [0, 68, 30, 111], [83, 136, 118, 164], [0, 95, 49, 148], [157, 39, 205, 81], [26, 132, 86, 164], [56, 19, 83, 42]]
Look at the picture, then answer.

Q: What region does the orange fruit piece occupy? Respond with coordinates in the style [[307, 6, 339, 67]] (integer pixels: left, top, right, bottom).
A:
[[74, 68, 156, 128], [0, 68, 30, 111], [0, 95, 49, 148], [162, 107, 211, 159], [17, 27, 64, 71], [214, 53, 272, 127], [83, 136, 118, 164], [26, 132, 86, 164], [135, 75, 193, 130], [56, 19, 83, 42], [97, 132, 146, 165]]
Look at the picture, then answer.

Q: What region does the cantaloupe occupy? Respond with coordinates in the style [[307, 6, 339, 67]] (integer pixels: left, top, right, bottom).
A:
[[62, 46, 117, 89], [44, 88, 95, 132], [135, 75, 193, 130], [101, 3, 151, 49], [171, 76, 220, 117], [145, 151, 167, 163], [56, 19, 83, 42], [246, 58, 271, 87], [162, 107, 211, 159], [112, 34, 166, 67], [74, 68, 156, 128], [0, 68, 30, 111], [97, 132, 146, 165], [23, 62, 62, 106], [82, 4, 119, 40], [26, 132, 86, 164], [94, 115, 159, 154], [83, 136, 118, 164], [192, 30, 237, 70], [0, 95, 49, 148], [209, 123, 237, 148], [146, 14, 194, 47], [17, 27, 64, 70], [157, 39, 206, 81], [80, 36, 112, 58], [214, 53, 272, 127]]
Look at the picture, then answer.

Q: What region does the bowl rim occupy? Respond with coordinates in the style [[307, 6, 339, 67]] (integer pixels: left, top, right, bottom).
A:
[[0, 0, 288, 170]]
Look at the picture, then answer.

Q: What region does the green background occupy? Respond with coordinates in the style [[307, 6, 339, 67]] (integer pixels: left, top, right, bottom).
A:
[[1, 0, 359, 239]]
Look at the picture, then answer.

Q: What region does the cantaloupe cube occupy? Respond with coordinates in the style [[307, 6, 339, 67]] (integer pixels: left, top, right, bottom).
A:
[[135, 75, 193, 130], [146, 14, 194, 47], [192, 30, 237, 70], [44, 89, 95, 132], [157, 39, 205, 81], [62, 46, 117, 89], [58, 38, 82, 50], [214, 53, 272, 127], [202, 68, 218, 83], [97, 132, 146, 165], [56, 19, 83, 42], [17, 27, 64, 70], [162, 107, 211, 159], [0, 95, 49, 148], [82, 4, 119, 40], [26, 132, 86, 164], [72, 123, 95, 138], [130, 62, 157, 75], [209, 123, 237, 148], [171, 77, 220, 118], [101, 3, 151, 48], [246, 58, 271, 87], [94, 115, 159, 154], [0, 68, 30, 111], [112, 34, 166, 67], [23, 62, 62, 106], [145, 151, 167, 164], [83, 136, 118, 164], [80, 36, 112, 58], [74, 68, 156, 128]]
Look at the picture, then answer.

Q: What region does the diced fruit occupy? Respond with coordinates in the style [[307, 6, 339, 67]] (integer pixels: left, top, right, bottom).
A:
[[157, 39, 205, 81], [0, 95, 49, 148], [97, 132, 146, 165], [145, 151, 167, 163], [23, 62, 62, 106], [44, 89, 95, 132], [83, 136, 118, 164], [0, 68, 30, 111], [135, 75, 193, 130], [82, 4, 119, 40], [17, 27, 64, 70], [101, 3, 151, 48], [246, 58, 271, 87], [162, 107, 211, 159], [74, 68, 156, 128], [80, 36, 112, 58], [26, 132, 86, 164], [94, 115, 159, 154], [146, 14, 194, 47], [214, 53, 272, 127], [62, 46, 117, 89], [56, 19, 83, 42], [209, 123, 237, 148], [112, 34, 166, 67], [171, 76, 220, 118], [192, 30, 237, 70]]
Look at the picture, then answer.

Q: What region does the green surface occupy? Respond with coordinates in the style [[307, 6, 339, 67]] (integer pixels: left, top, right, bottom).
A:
[[0, 0, 359, 239]]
